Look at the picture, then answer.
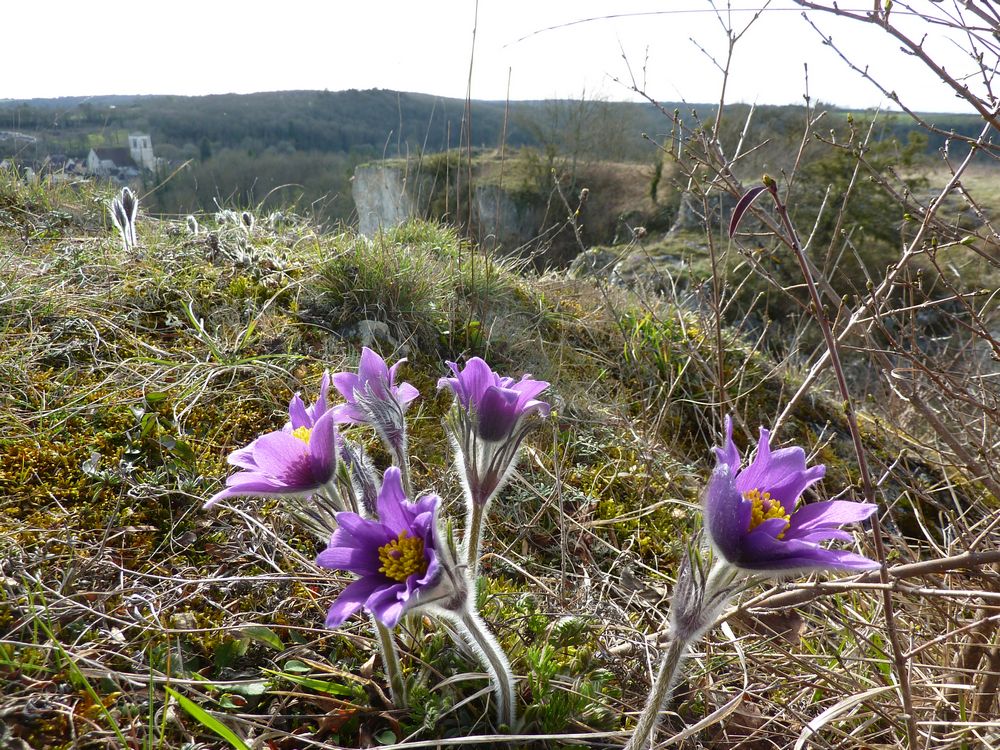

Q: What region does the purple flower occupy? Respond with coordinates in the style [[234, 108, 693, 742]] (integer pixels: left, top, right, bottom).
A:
[[438, 357, 550, 443], [286, 371, 331, 430], [316, 467, 451, 628], [439, 358, 550, 509], [204, 376, 338, 509], [331, 347, 419, 425], [331, 348, 418, 459], [705, 416, 879, 574]]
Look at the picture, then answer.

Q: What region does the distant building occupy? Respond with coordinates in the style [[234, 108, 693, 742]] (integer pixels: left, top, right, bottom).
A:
[[87, 147, 137, 176], [128, 132, 156, 170], [86, 133, 159, 178]]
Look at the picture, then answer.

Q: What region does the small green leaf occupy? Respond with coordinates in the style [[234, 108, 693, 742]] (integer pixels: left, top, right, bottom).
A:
[[281, 659, 311, 674], [267, 671, 354, 696], [241, 625, 283, 651], [213, 638, 247, 669], [218, 694, 245, 709], [227, 681, 268, 697]]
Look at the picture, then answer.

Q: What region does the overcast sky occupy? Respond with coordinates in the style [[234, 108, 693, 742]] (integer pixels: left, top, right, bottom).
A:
[[4, 2, 983, 113]]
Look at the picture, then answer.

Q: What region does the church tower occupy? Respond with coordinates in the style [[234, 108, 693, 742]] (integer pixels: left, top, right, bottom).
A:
[[128, 133, 156, 171]]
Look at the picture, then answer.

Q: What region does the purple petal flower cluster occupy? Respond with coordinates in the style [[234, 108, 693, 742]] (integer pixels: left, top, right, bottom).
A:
[[316, 467, 451, 628], [438, 358, 550, 443], [705, 416, 878, 574], [204, 375, 338, 508]]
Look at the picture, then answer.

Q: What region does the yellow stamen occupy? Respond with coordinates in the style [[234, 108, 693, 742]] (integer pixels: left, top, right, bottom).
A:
[[378, 530, 428, 582], [292, 426, 311, 445], [744, 488, 791, 539]]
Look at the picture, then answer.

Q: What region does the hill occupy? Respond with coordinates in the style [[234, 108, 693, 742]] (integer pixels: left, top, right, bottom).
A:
[[1, 89, 985, 227]]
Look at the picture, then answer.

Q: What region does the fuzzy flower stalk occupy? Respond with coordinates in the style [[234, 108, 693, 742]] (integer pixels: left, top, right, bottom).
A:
[[438, 357, 550, 577], [316, 466, 517, 727], [624, 416, 879, 750], [109, 186, 138, 252], [332, 347, 419, 495]]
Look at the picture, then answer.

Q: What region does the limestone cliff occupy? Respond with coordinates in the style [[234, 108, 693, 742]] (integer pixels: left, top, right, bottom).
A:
[[351, 153, 674, 268]]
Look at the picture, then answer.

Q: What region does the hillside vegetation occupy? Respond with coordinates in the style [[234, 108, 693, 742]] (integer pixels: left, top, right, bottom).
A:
[[1, 168, 996, 748], [1, 90, 985, 228]]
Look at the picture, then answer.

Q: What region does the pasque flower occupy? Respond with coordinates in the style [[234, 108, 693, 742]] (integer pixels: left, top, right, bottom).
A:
[[317, 466, 516, 726], [332, 347, 418, 425], [438, 357, 550, 577], [203, 376, 339, 509], [439, 357, 550, 504], [438, 357, 550, 444], [624, 416, 879, 750], [706, 416, 879, 574], [331, 347, 419, 465], [316, 467, 458, 628]]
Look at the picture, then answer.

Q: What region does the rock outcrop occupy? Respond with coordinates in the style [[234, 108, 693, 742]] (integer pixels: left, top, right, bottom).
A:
[[351, 155, 667, 269], [352, 165, 422, 237]]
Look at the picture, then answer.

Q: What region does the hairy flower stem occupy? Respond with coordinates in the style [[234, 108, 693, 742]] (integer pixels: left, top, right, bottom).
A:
[[765, 178, 919, 750], [373, 618, 407, 708], [463, 494, 488, 580], [454, 604, 516, 728], [623, 637, 689, 750]]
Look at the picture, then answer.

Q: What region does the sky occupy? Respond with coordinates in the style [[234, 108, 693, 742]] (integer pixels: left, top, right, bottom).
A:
[[4, 1, 986, 113]]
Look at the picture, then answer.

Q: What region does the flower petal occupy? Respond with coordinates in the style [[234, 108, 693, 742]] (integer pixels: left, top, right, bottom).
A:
[[511, 376, 549, 406], [364, 583, 408, 628], [747, 516, 792, 540], [307, 409, 338, 482], [332, 371, 361, 404], [334, 511, 393, 550], [251, 431, 310, 479], [224, 473, 298, 492], [203, 474, 310, 508], [394, 382, 420, 409], [784, 501, 876, 540], [307, 371, 331, 421], [458, 358, 497, 405], [712, 415, 741, 474], [387, 357, 408, 386], [358, 347, 390, 397], [288, 393, 310, 430], [330, 403, 368, 425], [315, 543, 381, 575], [737, 532, 878, 572], [324, 577, 384, 628], [375, 467, 413, 534], [765, 464, 826, 509], [476, 386, 521, 442], [227, 442, 260, 471], [703, 464, 750, 563], [735, 428, 809, 495]]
